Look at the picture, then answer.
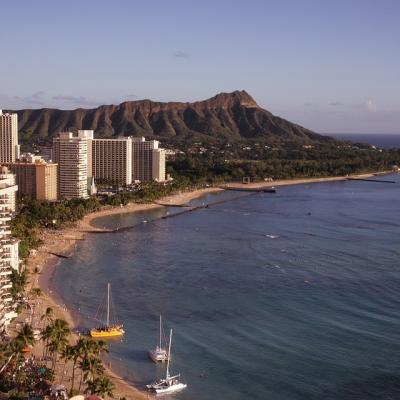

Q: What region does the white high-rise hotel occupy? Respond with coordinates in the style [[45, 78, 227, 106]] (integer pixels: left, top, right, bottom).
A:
[[0, 167, 18, 333], [53, 131, 90, 199]]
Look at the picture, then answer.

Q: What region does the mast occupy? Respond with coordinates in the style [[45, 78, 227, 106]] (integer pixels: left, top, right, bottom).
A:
[[159, 314, 162, 349], [166, 328, 172, 379], [106, 283, 110, 327]]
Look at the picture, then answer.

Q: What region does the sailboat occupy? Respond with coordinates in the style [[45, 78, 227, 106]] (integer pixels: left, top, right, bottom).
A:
[[146, 329, 187, 394], [148, 315, 169, 363], [90, 283, 124, 338]]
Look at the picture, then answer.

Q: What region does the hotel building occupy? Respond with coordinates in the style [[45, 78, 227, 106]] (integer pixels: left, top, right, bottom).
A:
[[0, 110, 20, 163], [132, 137, 166, 183], [53, 131, 90, 199], [5, 154, 58, 201], [0, 168, 19, 332], [86, 133, 133, 186], [152, 148, 166, 182]]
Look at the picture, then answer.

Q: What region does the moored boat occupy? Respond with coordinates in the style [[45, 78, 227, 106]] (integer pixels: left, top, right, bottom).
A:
[[90, 283, 124, 338], [148, 314, 169, 363], [146, 329, 187, 394]]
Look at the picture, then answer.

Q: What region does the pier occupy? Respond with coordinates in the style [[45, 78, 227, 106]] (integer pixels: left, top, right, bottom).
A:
[[48, 251, 71, 259], [222, 186, 277, 193], [346, 178, 396, 184]]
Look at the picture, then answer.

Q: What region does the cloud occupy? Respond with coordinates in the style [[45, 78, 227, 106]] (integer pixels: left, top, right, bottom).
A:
[[328, 101, 344, 106], [126, 94, 138, 99], [173, 50, 190, 59], [303, 102, 313, 107], [32, 91, 46, 99], [52, 95, 99, 107], [353, 99, 378, 112], [9, 92, 46, 106]]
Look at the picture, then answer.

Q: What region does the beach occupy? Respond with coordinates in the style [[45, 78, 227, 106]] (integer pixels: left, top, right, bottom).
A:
[[23, 173, 390, 398]]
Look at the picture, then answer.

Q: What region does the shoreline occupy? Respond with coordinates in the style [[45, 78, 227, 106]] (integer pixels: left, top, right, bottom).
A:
[[28, 173, 392, 398], [29, 187, 223, 399]]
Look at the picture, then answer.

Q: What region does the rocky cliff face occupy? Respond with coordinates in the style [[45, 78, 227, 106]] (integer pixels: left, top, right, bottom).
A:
[[10, 90, 333, 144]]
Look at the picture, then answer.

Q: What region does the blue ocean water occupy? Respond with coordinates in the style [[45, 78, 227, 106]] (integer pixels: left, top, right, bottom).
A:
[[53, 175, 400, 400], [330, 133, 400, 149]]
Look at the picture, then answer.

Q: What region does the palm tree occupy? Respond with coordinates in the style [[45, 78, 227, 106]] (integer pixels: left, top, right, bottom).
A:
[[40, 306, 54, 329], [69, 338, 86, 394], [16, 323, 35, 348], [85, 376, 115, 397], [80, 356, 104, 386], [30, 287, 43, 324], [75, 338, 109, 392], [60, 344, 74, 384], [30, 266, 40, 289], [46, 319, 70, 371], [4, 339, 25, 374]]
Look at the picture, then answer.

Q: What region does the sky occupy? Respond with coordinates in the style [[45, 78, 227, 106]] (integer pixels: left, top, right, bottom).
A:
[[0, 0, 399, 134]]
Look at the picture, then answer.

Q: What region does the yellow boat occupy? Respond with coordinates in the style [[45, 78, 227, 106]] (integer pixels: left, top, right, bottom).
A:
[[90, 324, 124, 338], [90, 283, 125, 339]]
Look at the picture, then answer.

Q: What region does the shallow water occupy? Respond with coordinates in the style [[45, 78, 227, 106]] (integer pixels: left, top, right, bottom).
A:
[[53, 174, 400, 399]]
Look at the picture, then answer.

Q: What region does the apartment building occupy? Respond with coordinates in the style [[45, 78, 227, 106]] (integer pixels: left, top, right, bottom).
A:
[[0, 169, 18, 332], [53, 131, 90, 199], [0, 110, 20, 163]]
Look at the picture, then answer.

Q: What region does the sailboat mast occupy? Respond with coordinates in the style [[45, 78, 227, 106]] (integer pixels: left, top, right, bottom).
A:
[[106, 283, 110, 327], [159, 314, 162, 349], [166, 328, 172, 379]]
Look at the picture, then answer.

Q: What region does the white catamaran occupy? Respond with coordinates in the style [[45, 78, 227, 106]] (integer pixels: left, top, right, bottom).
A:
[[146, 329, 187, 395], [148, 315, 169, 363]]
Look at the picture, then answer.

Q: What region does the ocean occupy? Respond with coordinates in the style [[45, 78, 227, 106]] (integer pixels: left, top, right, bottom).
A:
[[330, 133, 400, 149], [52, 173, 400, 400]]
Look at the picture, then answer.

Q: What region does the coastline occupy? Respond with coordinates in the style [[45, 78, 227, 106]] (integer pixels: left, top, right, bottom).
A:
[[29, 187, 223, 399], [29, 173, 391, 398]]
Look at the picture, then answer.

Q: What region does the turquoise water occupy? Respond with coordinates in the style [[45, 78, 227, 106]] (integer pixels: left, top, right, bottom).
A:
[[53, 175, 400, 399]]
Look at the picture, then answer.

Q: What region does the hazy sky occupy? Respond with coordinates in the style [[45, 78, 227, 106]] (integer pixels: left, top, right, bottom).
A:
[[1, 0, 399, 134]]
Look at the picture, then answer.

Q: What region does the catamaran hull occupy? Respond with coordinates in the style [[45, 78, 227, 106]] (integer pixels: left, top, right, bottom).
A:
[[149, 383, 187, 395], [148, 350, 169, 363]]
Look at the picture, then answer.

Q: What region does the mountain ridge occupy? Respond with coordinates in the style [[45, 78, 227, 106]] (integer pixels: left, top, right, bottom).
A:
[[8, 90, 335, 145]]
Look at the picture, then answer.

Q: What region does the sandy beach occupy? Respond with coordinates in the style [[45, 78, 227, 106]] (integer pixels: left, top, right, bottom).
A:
[[20, 174, 390, 398]]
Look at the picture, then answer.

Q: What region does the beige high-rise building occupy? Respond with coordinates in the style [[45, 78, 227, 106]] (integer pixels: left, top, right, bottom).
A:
[[0, 171, 18, 332], [36, 161, 57, 201], [4, 154, 58, 201], [152, 148, 166, 182], [132, 137, 167, 183], [53, 132, 90, 199], [84, 132, 132, 186], [0, 110, 20, 163]]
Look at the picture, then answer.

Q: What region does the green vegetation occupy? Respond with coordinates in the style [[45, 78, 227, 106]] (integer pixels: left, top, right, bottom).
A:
[[0, 304, 114, 399], [168, 142, 400, 183]]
